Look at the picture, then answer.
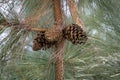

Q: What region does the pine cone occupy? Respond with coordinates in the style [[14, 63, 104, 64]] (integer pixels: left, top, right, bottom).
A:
[[45, 25, 63, 42], [63, 24, 88, 44], [32, 31, 56, 51]]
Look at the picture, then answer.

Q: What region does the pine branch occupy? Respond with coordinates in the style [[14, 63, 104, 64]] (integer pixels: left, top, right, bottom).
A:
[[0, 19, 10, 26], [67, 0, 85, 30], [0, 20, 46, 32], [53, 0, 64, 80]]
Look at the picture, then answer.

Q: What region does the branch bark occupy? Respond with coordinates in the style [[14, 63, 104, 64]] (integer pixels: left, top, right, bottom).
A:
[[67, 0, 85, 30], [0, 21, 46, 32], [53, 0, 64, 80]]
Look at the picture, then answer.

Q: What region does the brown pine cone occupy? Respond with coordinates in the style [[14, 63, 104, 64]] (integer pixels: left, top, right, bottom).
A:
[[32, 31, 56, 51], [63, 24, 88, 44]]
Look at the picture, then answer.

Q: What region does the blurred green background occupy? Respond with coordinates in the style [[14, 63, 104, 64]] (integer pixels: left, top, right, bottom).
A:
[[0, 0, 120, 80]]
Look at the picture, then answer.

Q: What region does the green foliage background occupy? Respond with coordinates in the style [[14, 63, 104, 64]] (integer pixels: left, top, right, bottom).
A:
[[0, 0, 120, 80]]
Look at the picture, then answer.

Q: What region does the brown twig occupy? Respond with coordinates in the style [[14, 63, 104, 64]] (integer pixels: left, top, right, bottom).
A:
[[0, 21, 46, 32], [30, 27, 46, 32], [67, 0, 85, 30]]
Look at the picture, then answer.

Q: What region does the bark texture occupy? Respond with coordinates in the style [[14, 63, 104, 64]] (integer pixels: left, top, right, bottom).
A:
[[53, 0, 64, 80]]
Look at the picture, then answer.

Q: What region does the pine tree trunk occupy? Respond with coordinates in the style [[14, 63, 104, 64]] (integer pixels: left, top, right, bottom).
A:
[[53, 0, 64, 80]]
